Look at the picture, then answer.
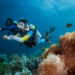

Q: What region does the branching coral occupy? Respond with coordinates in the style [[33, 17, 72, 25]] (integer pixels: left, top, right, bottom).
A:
[[0, 55, 8, 63], [0, 62, 12, 75], [0, 53, 41, 75]]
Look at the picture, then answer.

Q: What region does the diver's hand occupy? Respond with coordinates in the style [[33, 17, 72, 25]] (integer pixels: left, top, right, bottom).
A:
[[3, 35, 13, 40], [8, 35, 13, 40], [3, 35, 8, 40]]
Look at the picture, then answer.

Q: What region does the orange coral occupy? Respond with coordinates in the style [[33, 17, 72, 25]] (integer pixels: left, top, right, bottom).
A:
[[38, 32, 75, 75]]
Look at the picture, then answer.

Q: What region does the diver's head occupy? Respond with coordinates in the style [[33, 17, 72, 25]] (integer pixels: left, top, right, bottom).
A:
[[17, 22, 25, 30], [19, 19, 28, 24], [6, 18, 13, 26], [17, 19, 28, 30]]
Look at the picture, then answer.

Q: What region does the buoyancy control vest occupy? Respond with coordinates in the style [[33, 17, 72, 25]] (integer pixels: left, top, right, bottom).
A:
[[23, 24, 38, 48]]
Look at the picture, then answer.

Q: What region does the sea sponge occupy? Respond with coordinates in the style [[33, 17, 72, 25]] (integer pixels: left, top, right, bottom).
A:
[[38, 31, 75, 75], [38, 54, 67, 75]]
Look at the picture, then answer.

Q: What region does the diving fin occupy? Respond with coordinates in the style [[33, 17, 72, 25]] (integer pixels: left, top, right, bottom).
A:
[[49, 26, 55, 33], [45, 31, 49, 36]]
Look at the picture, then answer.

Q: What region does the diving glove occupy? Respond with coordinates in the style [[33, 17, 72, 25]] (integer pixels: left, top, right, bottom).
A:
[[3, 35, 13, 40]]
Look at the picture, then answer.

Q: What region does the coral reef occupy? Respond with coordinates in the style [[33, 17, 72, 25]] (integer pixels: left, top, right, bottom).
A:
[[0, 54, 41, 75], [0, 62, 12, 75], [1, 32, 75, 75], [38, 32, 75, 75], [0, 55, 8, 63]]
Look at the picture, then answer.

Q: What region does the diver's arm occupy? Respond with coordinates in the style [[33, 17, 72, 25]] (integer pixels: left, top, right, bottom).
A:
[[14, 33, 20, 37], [3, 35, 13, 40], [3, 33, 20, 40], [11, 30, 33, 43], [1, 25, 16, 30]]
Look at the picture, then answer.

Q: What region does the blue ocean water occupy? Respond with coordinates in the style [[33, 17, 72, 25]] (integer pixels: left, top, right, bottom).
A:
[[0, 0, 75, 56]]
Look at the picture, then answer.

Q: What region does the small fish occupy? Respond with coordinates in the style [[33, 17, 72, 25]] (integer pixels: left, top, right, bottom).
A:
[[42, 48, 46, 51], [66, 23, 72, 28], [48, 41, 51, 44]]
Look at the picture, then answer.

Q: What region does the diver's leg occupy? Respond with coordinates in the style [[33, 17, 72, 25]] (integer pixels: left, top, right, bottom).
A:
[[45, 33, 52, 41], [36, 30, 42, 38], [45, 26, 55, 41], [38, 26, 55, 44], [38, 39, 45, 44], [41, 32, 49, 38], [41, 26, 55, 39], [38, 37, 52, 44], [37, 32, 52, 44]]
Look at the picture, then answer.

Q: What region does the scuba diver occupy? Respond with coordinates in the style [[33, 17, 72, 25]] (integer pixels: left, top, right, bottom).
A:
[[2, 19, 55, 48]]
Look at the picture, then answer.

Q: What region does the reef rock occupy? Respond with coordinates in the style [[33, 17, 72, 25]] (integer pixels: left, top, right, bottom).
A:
[[38, 32, 75, 75]]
